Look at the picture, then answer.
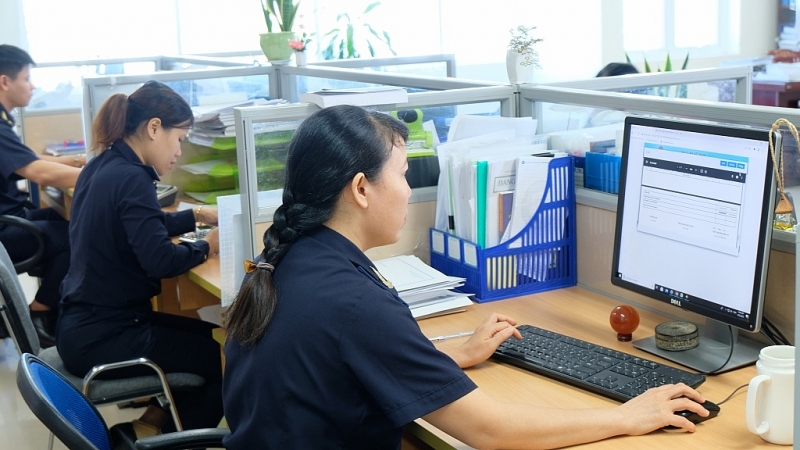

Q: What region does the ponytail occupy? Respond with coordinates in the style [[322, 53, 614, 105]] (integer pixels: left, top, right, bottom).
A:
[[91, 94, 129, 152], [91, 80, 193, 153]]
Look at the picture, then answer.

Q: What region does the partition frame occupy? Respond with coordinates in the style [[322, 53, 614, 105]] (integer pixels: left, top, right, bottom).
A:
[[233, 85, 516, 262]]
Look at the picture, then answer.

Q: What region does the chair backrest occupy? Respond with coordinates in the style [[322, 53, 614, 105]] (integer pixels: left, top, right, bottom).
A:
[[17, 353, 113, 450], [0, 241, 40, 354], [0, 214, 46, 274]]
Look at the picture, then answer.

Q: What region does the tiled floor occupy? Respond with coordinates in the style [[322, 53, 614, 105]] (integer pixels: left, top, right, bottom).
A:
[[0, 274, 139, 449]]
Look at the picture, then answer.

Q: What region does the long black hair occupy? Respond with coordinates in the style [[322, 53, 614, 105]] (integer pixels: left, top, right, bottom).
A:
[[225, 105, 408, 346]]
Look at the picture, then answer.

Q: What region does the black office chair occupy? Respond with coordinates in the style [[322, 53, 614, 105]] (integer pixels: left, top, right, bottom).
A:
[[0, 210, 47, 276], [17, 353, 229, 450], [0, 241, 207, 449]]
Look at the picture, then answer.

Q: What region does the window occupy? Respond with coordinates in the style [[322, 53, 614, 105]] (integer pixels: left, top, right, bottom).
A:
[[623, 0, 740, 60]]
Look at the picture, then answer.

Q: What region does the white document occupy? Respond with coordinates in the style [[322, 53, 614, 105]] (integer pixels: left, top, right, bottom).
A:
[[372, 255, 454, 292], [447, 115, 538, 142], [179, 159, 228, 176], [435, 130, 516, 233], [500, 154, 568, 244], [410, 295, 473, 320]]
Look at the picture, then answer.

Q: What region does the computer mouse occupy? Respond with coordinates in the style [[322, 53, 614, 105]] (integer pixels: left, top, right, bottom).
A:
[[674, 400, 720, 425]]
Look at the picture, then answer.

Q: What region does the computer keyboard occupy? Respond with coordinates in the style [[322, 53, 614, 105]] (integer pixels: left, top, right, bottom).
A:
[[492, 324, 706, 402]]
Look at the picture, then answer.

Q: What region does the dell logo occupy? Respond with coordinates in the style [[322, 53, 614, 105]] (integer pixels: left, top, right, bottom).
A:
[[670, 298, 682, 307]]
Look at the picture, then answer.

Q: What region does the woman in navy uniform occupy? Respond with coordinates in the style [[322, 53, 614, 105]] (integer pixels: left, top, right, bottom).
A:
[[222, 105, 710, 449], [0, 45, 83, 346], [56, 80, 223, 439]]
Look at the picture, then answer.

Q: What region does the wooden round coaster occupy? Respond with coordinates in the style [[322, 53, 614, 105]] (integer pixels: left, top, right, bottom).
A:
[[655, 321, 699, 351]]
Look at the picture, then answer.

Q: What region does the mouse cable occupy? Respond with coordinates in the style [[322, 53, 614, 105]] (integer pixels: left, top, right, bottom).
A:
[[696, 325, 734, 376], [715, 383, 749, 406], [761, 316, 791, 346], [760, 324, 781, 345]]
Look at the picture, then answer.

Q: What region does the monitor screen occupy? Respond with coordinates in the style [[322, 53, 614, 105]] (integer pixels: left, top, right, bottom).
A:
[[611, 116, 776, 371]]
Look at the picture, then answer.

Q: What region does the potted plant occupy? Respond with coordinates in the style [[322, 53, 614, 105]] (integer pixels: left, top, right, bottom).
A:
[[506, 25, 543, 84], [320, 2, 396, 60], [259, 0, 301, 63]]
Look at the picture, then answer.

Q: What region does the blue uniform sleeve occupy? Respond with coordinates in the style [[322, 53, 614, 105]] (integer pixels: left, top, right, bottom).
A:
[[339, 287, 477, 427], [164, 209, 197, 236], [116, 172, 207, 278], [0, 122, 38, 179]]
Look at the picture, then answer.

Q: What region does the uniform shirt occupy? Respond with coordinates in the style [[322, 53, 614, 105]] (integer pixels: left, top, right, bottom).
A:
[[223, 226, 477, 450], [60, 139, 208, 316], [0, 104, 38, 216]]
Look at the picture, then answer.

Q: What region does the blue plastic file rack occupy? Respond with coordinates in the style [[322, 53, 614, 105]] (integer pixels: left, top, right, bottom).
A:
[[430, 156, 576, 303], [584, 152, 621, 194]]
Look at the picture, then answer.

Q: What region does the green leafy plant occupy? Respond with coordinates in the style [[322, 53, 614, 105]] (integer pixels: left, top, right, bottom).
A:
[[625, 52, 690, 97], [261, 0, 300, 33], [321, 2, 396, 60], [508, 25, 544, 68]]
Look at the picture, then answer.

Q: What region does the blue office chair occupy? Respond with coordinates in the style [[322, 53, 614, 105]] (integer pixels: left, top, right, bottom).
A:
[[0, 241, 207, 449], [17, 353, 229, 450]]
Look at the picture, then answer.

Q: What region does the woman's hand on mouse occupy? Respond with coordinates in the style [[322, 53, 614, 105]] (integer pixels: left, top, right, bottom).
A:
[[447, 313, 522, 369], [615, 383, 708, 434]]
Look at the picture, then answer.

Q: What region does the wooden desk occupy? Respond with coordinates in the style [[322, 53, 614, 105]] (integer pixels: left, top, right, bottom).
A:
[[409, 287, 771, 449], [752, 81, 800, 108]]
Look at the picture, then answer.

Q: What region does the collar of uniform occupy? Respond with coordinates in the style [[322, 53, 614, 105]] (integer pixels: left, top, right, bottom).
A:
[[306, 226, 377, 273], [305, 226, 405, 303], [0, 103, 14, 127], [110, 139, 161, 182]]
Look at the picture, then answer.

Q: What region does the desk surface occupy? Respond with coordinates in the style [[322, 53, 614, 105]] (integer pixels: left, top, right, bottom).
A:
[[412, 287, 771, 449]]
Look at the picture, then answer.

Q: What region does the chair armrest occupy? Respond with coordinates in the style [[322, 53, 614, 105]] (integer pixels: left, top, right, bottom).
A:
[[0, 215, 45, 274], [134, 428, 230, 450]]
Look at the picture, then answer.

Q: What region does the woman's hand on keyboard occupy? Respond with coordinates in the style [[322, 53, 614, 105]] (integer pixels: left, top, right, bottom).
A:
[[201, 227, 220, 255], [617, 383, 707, 434], [448, 313, 522, 369]]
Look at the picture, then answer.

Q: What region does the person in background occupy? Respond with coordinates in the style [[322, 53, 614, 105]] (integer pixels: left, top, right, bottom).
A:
[[0, 44, 83, 347], [56, 80, 223, 440], [596, 62, 640, 77], [222, 105, 710, 449]]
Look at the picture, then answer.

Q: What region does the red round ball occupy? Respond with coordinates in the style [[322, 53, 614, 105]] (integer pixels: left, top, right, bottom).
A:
[[609, 305, 640, 342]]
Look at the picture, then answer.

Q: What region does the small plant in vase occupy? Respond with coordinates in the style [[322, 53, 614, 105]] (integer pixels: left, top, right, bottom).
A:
[[507, 25, 543, 84], [289, 32, 312, 66]]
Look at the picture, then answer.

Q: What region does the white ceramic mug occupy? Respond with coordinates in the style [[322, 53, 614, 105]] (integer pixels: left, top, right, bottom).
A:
[[745, 345, 795, 445]]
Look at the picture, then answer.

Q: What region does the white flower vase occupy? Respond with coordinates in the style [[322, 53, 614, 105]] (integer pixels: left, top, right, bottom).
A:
[[506, 50, 535, 85], [294, 52, 307, 67]]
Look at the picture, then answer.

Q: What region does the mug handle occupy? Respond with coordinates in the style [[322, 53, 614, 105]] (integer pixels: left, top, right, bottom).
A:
[[746, 374, 771, 435]]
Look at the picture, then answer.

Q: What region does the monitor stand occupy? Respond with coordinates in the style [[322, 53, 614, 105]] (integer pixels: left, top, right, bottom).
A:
[[633, 319, 764, 373]]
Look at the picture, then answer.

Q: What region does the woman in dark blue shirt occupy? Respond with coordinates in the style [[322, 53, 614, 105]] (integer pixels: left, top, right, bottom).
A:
[[222, 105, 710, 449], [56, 80, 223, 439]]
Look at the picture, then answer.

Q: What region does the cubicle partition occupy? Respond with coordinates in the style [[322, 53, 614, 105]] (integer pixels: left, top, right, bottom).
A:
[[222, 85, 517, 306]]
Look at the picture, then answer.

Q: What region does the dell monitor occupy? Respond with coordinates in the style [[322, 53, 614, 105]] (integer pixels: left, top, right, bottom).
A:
[[611, 116, 777, 373]]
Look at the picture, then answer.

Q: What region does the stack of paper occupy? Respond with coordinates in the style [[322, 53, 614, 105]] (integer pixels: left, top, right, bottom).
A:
[[189, 98, 287, 143], [372, 255, 473, 319]]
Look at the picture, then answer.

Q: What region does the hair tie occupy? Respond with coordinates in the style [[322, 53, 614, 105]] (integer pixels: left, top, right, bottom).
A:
[[244, 260, 275, 274]]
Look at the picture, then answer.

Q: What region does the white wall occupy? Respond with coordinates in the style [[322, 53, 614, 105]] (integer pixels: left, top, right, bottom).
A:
[[0, 0, 28, 49]]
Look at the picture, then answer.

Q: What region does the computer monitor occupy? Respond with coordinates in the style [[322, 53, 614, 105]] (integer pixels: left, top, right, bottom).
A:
[[611, 116, 777, 373]]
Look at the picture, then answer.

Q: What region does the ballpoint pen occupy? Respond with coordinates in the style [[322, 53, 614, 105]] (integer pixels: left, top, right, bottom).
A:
[[428, 331, 474, 342]]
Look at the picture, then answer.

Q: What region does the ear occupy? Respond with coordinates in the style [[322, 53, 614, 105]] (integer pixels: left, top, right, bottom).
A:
[[147, 118, 162, 140], [348, 172, 370, 209], [0, 74, 9, 92]]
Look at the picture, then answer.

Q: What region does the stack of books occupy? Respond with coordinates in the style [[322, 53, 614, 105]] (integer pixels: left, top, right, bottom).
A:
[[299, 86, 408, 108], [372, 255, 472, 319]]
